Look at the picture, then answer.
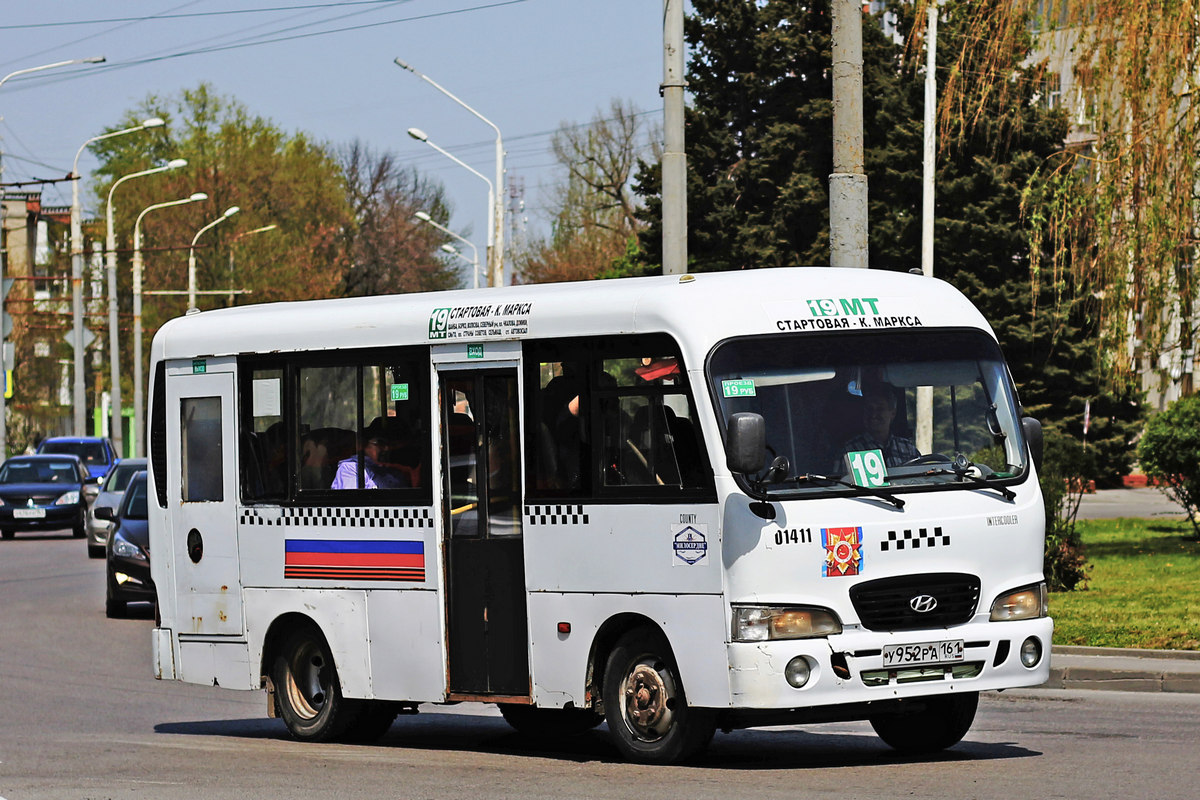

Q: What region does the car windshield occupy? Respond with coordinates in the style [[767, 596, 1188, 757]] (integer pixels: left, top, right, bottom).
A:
[[104, 462, 142, 492], [709, 329, 1028, 497], [41, 441, 107, 465], [0, 460, 79, 484], [122, 476, 149, 520]]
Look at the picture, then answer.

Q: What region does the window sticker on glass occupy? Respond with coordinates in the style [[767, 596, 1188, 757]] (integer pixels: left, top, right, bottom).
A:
[[252, 378, 281, 416], [845, 449, 889, 488], [722, 379, 756, 398], [390, 383, 409, 402]]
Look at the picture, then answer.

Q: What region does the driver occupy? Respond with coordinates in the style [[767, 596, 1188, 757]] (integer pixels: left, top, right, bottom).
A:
[[840, 381, 920, 468]]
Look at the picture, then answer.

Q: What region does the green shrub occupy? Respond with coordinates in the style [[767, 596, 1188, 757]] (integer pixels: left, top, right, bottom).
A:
[[1137, 394, 1200, 540], [1039, 433, 1094, 591]]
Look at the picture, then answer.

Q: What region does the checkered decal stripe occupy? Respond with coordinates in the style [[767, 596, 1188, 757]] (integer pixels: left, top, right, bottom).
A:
[[880, 527, 950, 551], [239, 506, 433, 528], [524, 504, 589, 525]]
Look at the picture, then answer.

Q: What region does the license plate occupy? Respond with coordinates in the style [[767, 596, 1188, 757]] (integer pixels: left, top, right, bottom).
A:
[[882, 639, 964, 668], [13, 508, 46, 519]]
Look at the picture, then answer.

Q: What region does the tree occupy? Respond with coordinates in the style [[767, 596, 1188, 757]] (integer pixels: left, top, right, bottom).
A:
[[338, 140, 461, 296], [1138, 394, 1200, 540], [930, 0, 1200, 391], [514, 99, 656, 284]]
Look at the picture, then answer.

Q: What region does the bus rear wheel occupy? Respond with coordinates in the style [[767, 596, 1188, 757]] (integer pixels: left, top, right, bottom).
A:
[[602, 628, 715, 764], [869, 691, 979, 754], [272, 625, 360, 742]]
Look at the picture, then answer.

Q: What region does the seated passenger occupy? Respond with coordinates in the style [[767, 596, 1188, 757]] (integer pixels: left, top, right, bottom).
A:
[[331, 424, 410, 490], [840, 381, 919, 468]]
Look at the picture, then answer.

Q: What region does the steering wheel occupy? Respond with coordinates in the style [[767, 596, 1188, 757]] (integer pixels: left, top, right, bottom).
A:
[[900, 453, 952, 467]]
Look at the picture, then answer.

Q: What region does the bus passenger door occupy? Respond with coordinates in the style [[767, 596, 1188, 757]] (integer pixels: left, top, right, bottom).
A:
[[440, 368, 529, 698], [165, 366, 242, 636]]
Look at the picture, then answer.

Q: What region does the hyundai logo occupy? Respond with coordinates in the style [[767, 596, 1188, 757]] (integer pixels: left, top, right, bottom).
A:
[[909, 594, 938, 613]]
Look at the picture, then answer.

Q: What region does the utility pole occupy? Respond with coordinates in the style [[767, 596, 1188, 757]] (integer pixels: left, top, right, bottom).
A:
[[662, 0, 688, 275], [829, 0, 868, 268], [916, 3, 939, 453]]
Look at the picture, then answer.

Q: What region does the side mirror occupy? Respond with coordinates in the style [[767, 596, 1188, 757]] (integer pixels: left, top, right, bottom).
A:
[[94, 506, 117, 522], [1021, 416, 1043, 472], [726, 412, 767, 475]]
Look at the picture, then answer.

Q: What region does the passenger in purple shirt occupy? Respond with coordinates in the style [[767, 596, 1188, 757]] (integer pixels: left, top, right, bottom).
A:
[[331, 435, 409, 489]]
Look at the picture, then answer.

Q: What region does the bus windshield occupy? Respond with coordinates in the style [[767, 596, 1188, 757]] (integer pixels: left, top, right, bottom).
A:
[[709, 329, 1028, 496]]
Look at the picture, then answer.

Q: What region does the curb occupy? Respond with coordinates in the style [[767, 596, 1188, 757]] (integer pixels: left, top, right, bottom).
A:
[[1045, 646, 1200, 694]]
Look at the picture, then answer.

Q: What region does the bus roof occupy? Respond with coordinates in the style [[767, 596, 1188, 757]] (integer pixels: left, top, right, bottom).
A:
[[151, 267, 994, 366]]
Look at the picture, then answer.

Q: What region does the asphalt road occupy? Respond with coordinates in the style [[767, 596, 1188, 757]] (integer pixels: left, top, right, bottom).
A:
[[4, 533, 1200, 799], [1075, 486, 1189, 519]]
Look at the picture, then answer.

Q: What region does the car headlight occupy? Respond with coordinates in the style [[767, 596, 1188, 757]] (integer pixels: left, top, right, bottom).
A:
[[990, 582, 1048, 621], [732, 605, 842, 642], [55, 491, 81, 506], [112, 530, 147, 561]]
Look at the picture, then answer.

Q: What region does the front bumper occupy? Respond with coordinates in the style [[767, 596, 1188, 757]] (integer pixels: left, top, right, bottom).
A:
[[0, 506, 84, 532], [727, 617, 1053, 710]]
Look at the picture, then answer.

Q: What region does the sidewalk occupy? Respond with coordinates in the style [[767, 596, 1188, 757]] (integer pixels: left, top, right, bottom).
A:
[[1046, 646, 1200, 693]]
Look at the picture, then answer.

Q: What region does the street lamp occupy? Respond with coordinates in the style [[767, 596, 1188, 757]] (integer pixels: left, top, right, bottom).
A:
[[440, 244, 477, 279], [131, 192, 208, 457], [407, 127, 494, 286], [415, 210, 479, 289], [70, 116, 165, 437], [106, 158, 188, 456], [0, 55, 105, 459], [188, 206, 240, 311], [395, 58, 505, 287]]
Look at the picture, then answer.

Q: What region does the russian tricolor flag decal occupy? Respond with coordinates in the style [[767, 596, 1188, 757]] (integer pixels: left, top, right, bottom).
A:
[[284, 539, 425, 582]]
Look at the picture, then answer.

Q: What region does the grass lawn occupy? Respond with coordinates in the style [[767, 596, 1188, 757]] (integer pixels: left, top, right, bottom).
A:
[[1050, 517, 1200, 650]]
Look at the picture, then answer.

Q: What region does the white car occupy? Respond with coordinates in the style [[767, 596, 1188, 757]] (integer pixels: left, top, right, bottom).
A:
[[86, 458, 147, 559]]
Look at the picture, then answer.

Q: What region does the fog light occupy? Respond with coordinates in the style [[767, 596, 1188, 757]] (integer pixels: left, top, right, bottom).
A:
[[784, 656, 812, 688], [1020, 636, 1042, 668], [115, 572, 131, 585]]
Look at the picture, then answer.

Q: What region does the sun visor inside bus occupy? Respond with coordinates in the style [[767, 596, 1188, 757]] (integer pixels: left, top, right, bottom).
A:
[[882, 360, 981, 388]]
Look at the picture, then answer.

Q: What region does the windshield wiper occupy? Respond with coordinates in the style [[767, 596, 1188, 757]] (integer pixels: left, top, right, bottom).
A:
[[922, 465, 1016, 501], [792, 473, 905, 510]]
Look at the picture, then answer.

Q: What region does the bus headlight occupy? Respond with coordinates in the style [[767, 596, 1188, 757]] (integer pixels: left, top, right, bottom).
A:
[[989, 582, 1048, 621], [732, 605, 842, 642]]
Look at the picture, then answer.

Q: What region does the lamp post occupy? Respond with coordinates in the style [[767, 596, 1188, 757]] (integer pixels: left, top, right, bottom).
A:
[[70, 117, 165, 437], [106, 158, 188, 456], [0, 55, 105, 459], [395, 58, 504, 286], [440, 243, 477, 277], [415, 210, 479, 289], [188, 206, 240, 311], [131, 192, 208, 457], [407, 128, 494, 285], [227, 224, 276, 306]]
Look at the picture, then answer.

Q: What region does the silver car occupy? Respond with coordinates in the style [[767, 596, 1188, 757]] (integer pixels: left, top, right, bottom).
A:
[[86, 458, 147, 559]]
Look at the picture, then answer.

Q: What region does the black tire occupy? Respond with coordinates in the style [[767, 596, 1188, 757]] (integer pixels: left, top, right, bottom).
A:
[[105, 580, 127, 619], [271, 625, 361, 743], [87, 543, 105, 559], [499, 703, 603, 739], [1, 529, 14, 540], [602, 628, 715, 764], [72, 520, 86, 538], [869, 691, 979, 754]]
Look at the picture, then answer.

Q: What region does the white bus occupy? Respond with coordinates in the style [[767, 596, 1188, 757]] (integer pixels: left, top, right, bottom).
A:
[[148, 268, 1051, 763]]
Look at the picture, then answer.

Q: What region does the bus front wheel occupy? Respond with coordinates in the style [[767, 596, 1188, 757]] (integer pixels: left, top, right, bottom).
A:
[[272, 625, 359, 743], [869, 691, 979, 754], [602, 628, 715, 764]]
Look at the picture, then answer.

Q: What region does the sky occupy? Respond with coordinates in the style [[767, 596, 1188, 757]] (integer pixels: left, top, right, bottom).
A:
[[0, 0, 671, 286]]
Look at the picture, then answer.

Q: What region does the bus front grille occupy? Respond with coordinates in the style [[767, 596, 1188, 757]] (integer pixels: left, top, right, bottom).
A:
[[849, 573, 981, 631]]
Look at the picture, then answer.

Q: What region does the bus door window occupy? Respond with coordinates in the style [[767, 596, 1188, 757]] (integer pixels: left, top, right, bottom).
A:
[[181, 397, 224, 502], [445, 381, 479, 537], [483, 373, 521, 536]]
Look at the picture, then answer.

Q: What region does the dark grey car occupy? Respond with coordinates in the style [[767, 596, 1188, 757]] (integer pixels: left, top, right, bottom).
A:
[[86, 458, 147, 558]]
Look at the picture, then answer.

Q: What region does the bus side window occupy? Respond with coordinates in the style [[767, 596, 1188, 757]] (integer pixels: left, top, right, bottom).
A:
[[297, 365, 358, 491], [527, 356, 590, 496], [182, 397, 223, 502]]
